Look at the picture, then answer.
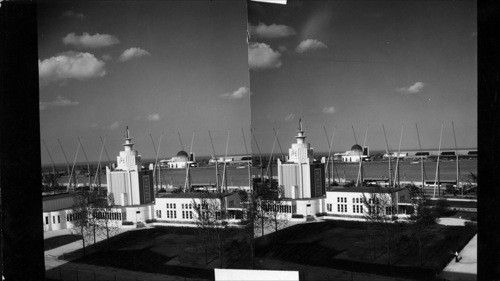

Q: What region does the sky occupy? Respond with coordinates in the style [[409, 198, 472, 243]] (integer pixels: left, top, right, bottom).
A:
[[38, 1, 477, 165], [38, 1, 251, 165], [248, 1, 477, 155]]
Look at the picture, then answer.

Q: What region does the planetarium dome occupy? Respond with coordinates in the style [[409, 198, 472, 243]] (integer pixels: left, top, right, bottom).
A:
[[176, 150, 189, 159], [351, 144, 363, 151]]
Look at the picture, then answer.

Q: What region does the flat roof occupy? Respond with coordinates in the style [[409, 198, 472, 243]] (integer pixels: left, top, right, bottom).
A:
[[157, 192, 235, 199], [328, 187, 407, 194], [42, 192, 73, 201]]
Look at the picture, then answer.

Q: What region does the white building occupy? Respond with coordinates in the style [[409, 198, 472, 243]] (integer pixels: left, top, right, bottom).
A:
[[275, 120, 326, 217], [324, 187, 411, 219], [341, 144, 370, 163], [106, 127, 155, 208], [161, 151, 196, 169], [154, 192, 243, 222]]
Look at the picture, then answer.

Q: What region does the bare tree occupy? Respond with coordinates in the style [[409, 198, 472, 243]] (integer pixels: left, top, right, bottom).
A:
[[70, 190, 100, 256], [407, 186, 436, 266], [97, 193, 121, 251], [192, 192, 233, 268], [362, 188, 399, 266]]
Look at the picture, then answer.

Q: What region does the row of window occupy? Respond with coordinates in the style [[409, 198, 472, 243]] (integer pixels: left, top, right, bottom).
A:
[[182, 203, 192, 209], [338, 204, 348, 213], [165, 210, 177, 219], [337, 197, 347, 203], [166, 203, 177, 209], [182, 211, 193, 219], [66, 212, 123, 222], [261, 204, 292, 214], [352, 204, 364, 214], [44, 215, 60, 225]]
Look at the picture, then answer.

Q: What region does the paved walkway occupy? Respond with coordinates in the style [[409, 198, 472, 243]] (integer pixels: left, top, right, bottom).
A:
[[439, 234, 477, 281], [436, 217, 469, 226]]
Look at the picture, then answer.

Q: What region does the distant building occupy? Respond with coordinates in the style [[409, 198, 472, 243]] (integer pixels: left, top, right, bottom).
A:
[[341, 144, 370, 162], [162, 150, 196, 169]]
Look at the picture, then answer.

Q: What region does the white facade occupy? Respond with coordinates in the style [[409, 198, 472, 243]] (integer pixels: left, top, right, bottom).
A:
[[106, 127, 154, 206], [277, 120, 325, 201], [154, 192, 242, 222], [324, 187, 411, 218]]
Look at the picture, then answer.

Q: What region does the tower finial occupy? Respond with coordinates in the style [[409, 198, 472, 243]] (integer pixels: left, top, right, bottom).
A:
[[299, 118, 303, 131], [126, 126, 130, 139]]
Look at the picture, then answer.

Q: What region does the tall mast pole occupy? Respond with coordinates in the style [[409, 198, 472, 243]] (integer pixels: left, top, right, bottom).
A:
[[100, 136, 112, 169], [150, 133, 160, 196], [452, 121, 460, 196], [221, 130, 230, 192], [177, 131, 185, 151], [393, 123, 404, 188], [357, 125, 369, 187], [433, 122, 444, 198], [273, 127, 285, 162], [77, 137, 92, 191], [93, 137, 106, 194], [57, 139, 71, 178], [68, 141, 81, 192], [382, 124, 392, 187], [208, 130, 219, 192], [251, 128, 264, 183], [42, 140, 57, 181], [323, 126, 332, 187], [415, 124, 426, 190], [184, 130, 195, 192], [266, 130, 278, 179], [242, 128, 251, 192]]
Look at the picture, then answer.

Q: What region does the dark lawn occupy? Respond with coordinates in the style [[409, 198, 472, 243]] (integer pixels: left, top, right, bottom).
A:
[[255, 220, 476, 279], [44, 234, 82, 251], [64, 227, 251, 280]]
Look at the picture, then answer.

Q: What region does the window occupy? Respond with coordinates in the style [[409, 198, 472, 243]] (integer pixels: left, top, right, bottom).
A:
[[53, 216, 55, 224], [353, 198, 355, 203], [337, 197, 339, 202], [58, 215, 60, 223], [337, 204, 340, 212], [45, 217, 48, 225], [189, 203, 192, 209], [327, 204, 332, 212], [189, 211, 193, 219], [353, 205, 355, 213]]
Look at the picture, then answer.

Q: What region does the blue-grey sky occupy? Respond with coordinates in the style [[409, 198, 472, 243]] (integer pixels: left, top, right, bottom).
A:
[[248, 1, 476, 155], [38, 1, 250, 165]]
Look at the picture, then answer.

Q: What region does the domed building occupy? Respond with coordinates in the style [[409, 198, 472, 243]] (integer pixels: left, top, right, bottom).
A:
[[341, 144, 370, 162], [161, 150, 196, 169]]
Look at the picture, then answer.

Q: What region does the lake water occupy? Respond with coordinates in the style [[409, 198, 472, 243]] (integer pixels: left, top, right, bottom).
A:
[[55, 159, 476, 188]]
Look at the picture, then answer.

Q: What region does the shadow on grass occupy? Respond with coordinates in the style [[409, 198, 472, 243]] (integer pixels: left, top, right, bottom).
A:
[[44, 234, 82, 251], [255, 220, 476, 280]]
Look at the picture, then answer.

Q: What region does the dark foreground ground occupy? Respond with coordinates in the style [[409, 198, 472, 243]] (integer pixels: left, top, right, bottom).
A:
[[53, 220, 475, 280]]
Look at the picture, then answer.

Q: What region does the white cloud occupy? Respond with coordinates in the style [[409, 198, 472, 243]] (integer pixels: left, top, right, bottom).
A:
[[249, 23, 296, 39], [109, 122, 120, 130], [39, 96, 79, 111], [322, 106, 335, 114], [220, 86, 250, 99], [248, 42, 282, 70], [284, 113, 295, 121], [147, 113, 160, 121], [295, 39, 328, 53], [119, 47, 151, 62], [39, 51, 106, 85], [397, 82, 426, 94], [62, 33, 119, 49], [62, 10, 85, 20]]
